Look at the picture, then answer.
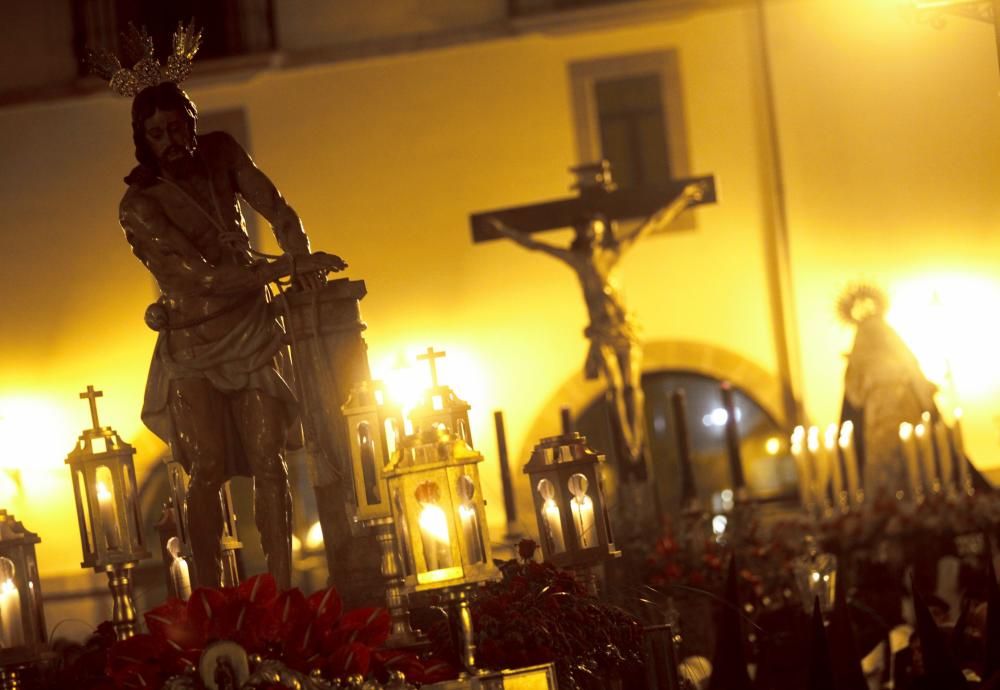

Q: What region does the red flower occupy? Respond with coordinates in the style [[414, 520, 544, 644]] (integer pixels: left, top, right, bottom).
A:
[[518, 539, 539, 561]]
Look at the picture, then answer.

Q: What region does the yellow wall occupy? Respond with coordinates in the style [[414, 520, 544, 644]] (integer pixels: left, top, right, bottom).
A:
[[0, 1, 997, 581]]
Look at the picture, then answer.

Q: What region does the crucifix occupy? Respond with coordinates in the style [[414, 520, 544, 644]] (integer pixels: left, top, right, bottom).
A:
[[80, 385, 105, 430], [470, 161, 716, 479], [417, 346, 447, 388]]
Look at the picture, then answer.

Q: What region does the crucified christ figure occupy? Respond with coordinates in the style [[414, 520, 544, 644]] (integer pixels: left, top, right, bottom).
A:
[[489, 181, 706, 467]]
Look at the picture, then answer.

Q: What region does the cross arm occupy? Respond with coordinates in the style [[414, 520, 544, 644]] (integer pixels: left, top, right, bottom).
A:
[[469, 175, 716, 243]]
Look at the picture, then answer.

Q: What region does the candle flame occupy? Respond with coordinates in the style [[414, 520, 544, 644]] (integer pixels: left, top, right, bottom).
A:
[[899, 422, 913, 441], [807, 426, 820, 453], [96, 481, 112, 502], [418, 503, 451, 544], [915, 423, 927, 439], [824, 424, 838, 450]]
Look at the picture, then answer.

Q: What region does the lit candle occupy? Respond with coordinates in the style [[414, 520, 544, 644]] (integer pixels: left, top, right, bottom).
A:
[[537, 479, 566, 553], [807, 426, 829, 513], [166, 537, 191, 601], [568, 473, 596, 549], [922, 412, 944, 493], [825, 424, 845, 511], [838, 421, 862, 505], [933, 421, 954, 494], [418, 502, 452, 571], [458, 504, 484, 564], [790, 426, 816, 515], [96, 480, 120, 550], [952, 409, 972, 495], [0, 558, 22, 648], [899, 422, 923, 501], [915, 423, 939, 494]]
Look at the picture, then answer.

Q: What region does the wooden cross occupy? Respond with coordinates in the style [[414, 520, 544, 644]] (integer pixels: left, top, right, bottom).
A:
[[416, 347, 446, 388], [79, 385, 104, 430], [470, 161, 716, 242]]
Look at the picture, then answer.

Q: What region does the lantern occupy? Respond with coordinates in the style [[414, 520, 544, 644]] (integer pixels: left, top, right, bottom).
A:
[[341, 379, 420, 647], [385, 427, 497, 671], [342, 380, 405, 521], [793, 537, 837, 614], [409, 347, 473, 444], [523, 430, 619, 586], [156, 454, 242, 589], [0, 511, 48, 677], [65, 386, 150, 640]]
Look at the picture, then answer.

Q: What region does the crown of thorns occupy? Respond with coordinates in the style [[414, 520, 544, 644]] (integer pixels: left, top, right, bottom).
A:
[[85, 21, 202, 97]]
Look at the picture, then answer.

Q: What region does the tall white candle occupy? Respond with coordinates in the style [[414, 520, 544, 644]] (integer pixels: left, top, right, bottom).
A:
[[915, 423, 939, 494], [825, 424, 845, 510], [791, 426, 815, 514], [839, 421, 862, 505], [807, 426, 828, 513], [458, 504, 484, 564], [542, 500, 566, 553], [418, 503, 452, 570], [953, 409, 972, 494], [570, 496, 596, 548], [0, 579, 22, 648], [899, 423, 922, 501], [166, 537, 192, 600], [933, 421, 954, 493], [96, 481, 120, 550]]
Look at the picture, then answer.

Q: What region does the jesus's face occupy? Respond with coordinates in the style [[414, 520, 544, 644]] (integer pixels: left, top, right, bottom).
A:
[[143, 108, 195, 174]]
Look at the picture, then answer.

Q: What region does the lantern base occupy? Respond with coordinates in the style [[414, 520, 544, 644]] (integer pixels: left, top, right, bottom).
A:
[[440, 586, 477, 674], [106, 563, 139, 641], [366, 517, 427, 650]]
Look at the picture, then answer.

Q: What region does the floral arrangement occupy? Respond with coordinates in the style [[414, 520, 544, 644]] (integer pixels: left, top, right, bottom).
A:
[[43, 574, 457, 690], [425, 540, 645, 690]]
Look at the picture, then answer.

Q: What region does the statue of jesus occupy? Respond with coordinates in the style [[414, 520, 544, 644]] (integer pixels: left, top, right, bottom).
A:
[[488, 181, 706, 467], [119, 81, 345, 589]]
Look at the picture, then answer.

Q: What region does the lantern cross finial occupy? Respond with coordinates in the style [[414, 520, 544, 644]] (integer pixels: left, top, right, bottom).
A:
[[417, 347, 446, 388], [79, 385, 104, 430]]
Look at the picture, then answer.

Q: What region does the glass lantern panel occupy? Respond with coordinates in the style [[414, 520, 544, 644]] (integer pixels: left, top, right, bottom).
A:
[[95, 465, 123, 551], [75, 470, 93, 555], [567, 473, 597, 549], [455, 475, 484, 565], [393, 488, 415, 577], [26, 556, 43, 644], [124, 462, 143, 547], [536, 478, 566, 555], [414, 480, 453, 571], [357, 422, 381, 505], [0, 556, 24, 647], [384, 418, 398, 456], [457, 418, 469, 443]]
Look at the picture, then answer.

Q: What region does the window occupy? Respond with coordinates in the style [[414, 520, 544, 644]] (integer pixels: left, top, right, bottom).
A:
[[574, 370, 797, 511], [569, 51, 694, 227], [73, 0, 275, 76]]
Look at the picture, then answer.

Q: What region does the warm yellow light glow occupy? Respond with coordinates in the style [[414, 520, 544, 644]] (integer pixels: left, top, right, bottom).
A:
[[764, 437, 781, 455], [899, 422, 913, 441], [418, 503, 451, 545], [823, 424, 838, 450], [886, 274, 1000, 407], [95, 481, 112, 502], [807, 426, 820, 453], [0, 396, 78, 473], [291, 534, 302, 554], [305, 520, 324, 551], [371, 344, 490, 435], [914, 423, 927, 440]]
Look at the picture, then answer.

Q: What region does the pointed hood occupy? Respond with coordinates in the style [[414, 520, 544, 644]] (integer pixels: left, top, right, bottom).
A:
[[985, 536, 1000, 679], [912, 583, 967, 689], [808, 597, 836, 690], [827, 569, 867, 690], [707, 554, 753, 690]]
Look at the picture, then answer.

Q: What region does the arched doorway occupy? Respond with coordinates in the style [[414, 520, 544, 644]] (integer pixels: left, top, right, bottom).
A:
[[575, 370, 797, 517]]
